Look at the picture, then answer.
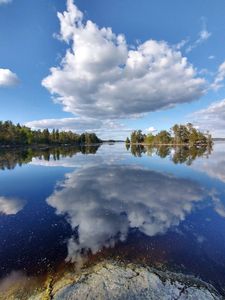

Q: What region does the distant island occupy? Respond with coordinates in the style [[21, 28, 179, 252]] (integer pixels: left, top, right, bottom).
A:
[[126, 123, 213, 146], [0, 121, 102, 146]]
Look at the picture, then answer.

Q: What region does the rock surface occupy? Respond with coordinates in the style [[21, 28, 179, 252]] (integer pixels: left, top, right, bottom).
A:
[[52, 262, 221, 300], [1, 261, 222, 299]]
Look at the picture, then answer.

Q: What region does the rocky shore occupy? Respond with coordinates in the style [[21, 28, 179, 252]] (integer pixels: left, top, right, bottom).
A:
[[1, 261, 222, 300]]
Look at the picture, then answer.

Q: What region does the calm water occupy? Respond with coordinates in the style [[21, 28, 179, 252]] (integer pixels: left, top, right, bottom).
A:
[[0, 143, 225, 295]]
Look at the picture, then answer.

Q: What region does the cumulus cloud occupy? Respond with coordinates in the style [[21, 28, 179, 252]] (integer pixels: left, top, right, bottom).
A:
[[42, 0, 205, 121], [211, 61, 225, 90], [191, 98, 225, 137], [0, 196, 25, 215], [0, 68, 19, 87], [47, 165, 205, 262]]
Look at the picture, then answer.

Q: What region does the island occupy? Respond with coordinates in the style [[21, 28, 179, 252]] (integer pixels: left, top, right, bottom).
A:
[[126, 123, 213, 146]]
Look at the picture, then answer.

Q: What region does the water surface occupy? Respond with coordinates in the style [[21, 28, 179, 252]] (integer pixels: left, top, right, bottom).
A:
[[0, 143, 225, 295]]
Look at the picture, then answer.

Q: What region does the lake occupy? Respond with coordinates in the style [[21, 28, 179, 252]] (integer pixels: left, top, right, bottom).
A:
[[0, 142, 225, 297]]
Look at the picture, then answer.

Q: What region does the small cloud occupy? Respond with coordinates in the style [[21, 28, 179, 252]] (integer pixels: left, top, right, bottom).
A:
[[211, 61, 225, 90], [0, 68, 19, 87], [174, 39, 189, 50], [208, 55, 215, 60], [0, 0, 12, 5], [146, 126, 157, 133], [186, 18, 211, 53]]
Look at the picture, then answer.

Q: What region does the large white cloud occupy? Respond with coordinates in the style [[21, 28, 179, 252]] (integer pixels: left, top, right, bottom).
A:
[[0, 68, 19, 87], [42, 0, 206, 120], [191, 99, 225, 137], [47, 165, 205, 262]]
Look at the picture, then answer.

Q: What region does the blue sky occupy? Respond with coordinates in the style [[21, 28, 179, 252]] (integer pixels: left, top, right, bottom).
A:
[[0, 0, 225, 138]]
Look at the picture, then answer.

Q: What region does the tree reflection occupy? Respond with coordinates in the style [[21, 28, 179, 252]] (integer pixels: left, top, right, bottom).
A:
[[0, 145, 100, 170], [130, 144, 212, 165]]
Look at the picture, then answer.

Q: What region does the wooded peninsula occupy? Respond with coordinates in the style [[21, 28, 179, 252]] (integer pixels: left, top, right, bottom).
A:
[[0, 121, 101, 146], [126, 123, 213, 146]]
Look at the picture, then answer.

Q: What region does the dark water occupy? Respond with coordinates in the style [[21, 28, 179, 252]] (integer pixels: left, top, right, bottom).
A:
[[0, 143, 225, 295]]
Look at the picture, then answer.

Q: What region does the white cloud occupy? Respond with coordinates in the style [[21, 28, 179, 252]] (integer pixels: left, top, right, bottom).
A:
[[191, 98, 225, 137], [42, 0, 205, 121], [0, 0, 12, 5], [208, 55, 215, 60], [0, 68, 19, 87], [47, 165, 205, 262], [25, 117, 131, 140], [26, 117, 102, 131], [174, 39, 189, 50], [211, 61, 225, 90], [0, 196, 24, 215], [146, 126, 157, 133], [186, 18, 211, 53]]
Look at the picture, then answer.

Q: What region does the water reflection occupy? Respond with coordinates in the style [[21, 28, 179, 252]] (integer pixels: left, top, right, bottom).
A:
[[0, 143, 225, 296], [0, 196, 25, 215], [130, 144, 212, 165], [192, 142, 225, 183], [0, 145, 100, 170], [47, 165, 206, 263]]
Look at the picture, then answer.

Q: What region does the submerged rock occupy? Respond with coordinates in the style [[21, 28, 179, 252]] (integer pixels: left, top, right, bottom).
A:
[[51, 262, 221, 300]]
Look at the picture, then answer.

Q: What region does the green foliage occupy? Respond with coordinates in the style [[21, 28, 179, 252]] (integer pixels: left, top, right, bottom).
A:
[[0, 121, 102, 146], [127, 123, 213, 146], [130, 130, 145, 144], [125, 137, 130, 144]]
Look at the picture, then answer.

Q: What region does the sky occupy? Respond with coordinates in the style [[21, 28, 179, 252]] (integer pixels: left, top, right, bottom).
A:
[[0, 0, 225, 139]]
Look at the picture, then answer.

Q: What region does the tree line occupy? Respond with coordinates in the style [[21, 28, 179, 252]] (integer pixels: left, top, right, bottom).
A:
[[0, 121, 101, 146], [126, 123, 213, 146]]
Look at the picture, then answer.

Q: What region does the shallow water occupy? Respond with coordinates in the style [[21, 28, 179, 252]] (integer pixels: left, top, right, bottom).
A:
[[0, 143, 225, 295]]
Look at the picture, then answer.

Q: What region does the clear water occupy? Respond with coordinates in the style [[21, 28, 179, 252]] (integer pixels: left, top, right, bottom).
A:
[[0, 143, 225, 295]]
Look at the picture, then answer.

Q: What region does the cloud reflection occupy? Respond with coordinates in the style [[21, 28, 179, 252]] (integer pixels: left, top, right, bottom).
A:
[[192, 143, 225, 183], [47, 165, 206, 262], [0, 196, 25, 215]]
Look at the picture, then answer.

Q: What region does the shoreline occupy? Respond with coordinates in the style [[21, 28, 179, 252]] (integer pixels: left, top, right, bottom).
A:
[[126, 142, 212, 146], [0, 261, 222, 299], [0, 143, 103, 150]]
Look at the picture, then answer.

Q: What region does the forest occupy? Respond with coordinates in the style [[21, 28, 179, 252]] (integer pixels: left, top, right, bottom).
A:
[[0, 121, 101, 146], [126, 123, 213, 146]]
